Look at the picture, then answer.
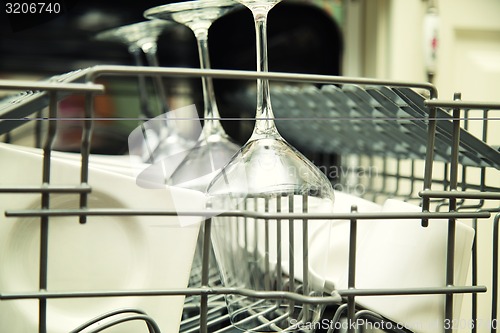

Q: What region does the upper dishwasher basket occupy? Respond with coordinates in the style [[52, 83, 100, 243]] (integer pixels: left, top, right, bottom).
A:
[[0, 66, 498, 333]]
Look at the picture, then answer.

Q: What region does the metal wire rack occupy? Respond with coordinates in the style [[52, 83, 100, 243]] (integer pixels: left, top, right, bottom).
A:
[[0, 66, 499, 333]]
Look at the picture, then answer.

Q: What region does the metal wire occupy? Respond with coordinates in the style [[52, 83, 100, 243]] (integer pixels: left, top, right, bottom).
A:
[[0, 67, 499, 333], [69, 308, 159, 333]]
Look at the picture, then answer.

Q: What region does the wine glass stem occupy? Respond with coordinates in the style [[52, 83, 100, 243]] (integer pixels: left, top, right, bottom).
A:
[[141, 41, 179, 137], [130, 47, 154, 120], [195, 32, 226, 138], [252, 12, 278, 138], [143, 44, 170, 115]]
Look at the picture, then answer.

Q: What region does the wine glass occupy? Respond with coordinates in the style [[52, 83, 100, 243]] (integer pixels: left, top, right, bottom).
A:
[[96, 21, 196, 167], [144, 0, 241, 192], [95, 20, 171, 120], [205, 0, 336, 331], [143, 0, 242, 308]]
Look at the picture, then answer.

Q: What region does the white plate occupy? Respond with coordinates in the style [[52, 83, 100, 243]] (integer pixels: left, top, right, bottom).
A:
[[310, 198, 474, 332], [7, 144, 146, 178], [306, 192, 382, 290], [0, 143, 205, 333], [230, 191, 380, 286]]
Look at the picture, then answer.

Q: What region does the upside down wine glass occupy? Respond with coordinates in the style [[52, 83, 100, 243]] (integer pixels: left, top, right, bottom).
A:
[[206, 0, 335, 331], [143, 0, 241, 306], [96, 20, 170, 120], [96, 21, 196, 165], [145, 0, 241, 192]]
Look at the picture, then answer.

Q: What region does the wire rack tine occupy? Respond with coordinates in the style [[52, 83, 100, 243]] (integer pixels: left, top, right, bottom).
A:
[[69, 308, 155, 333], [1, 68, 499, 333]]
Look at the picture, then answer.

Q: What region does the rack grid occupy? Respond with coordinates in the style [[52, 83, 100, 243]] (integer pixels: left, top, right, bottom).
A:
[[0, 66, 499, 333]]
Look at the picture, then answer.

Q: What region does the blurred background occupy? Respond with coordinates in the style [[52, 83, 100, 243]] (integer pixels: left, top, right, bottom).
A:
[[0, 0, 499, 154], [0, 0, 343, 154]]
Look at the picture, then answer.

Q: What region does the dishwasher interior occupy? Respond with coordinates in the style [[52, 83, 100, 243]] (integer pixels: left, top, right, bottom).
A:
[[0, 66, 499, 333]]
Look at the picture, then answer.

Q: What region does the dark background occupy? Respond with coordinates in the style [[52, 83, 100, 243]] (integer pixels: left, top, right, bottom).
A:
[[0, 0, 343, 158], [0, 0, 343, 76]]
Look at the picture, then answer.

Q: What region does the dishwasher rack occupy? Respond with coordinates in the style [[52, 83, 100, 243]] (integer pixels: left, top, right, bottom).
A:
[[0, 66, 499, 333]]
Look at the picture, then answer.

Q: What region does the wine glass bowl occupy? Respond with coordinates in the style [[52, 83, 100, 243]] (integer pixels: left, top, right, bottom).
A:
[[208, 137, 334, 197]]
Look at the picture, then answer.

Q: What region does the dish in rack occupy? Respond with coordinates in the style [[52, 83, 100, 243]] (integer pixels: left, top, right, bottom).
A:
[[0, 143, 205, 333]]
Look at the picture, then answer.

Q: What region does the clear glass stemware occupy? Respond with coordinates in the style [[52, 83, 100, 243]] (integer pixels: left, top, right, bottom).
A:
[[95, 20, 170, 119], [96, 20, 196, 166], [145, 0, 241, 192], [206, 0, 336, 331]]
